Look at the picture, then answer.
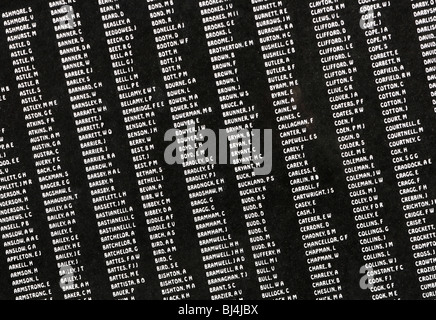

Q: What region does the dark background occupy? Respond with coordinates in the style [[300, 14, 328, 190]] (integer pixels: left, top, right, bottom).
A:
[[0, 0, 434, 300]]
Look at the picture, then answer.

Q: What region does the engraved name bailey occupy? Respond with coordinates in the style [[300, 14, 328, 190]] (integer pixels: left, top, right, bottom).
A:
[[0, 0, 435, 301]]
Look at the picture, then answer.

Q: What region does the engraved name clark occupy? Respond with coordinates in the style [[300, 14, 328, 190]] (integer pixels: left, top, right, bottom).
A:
[[178, 304, 259, 317]]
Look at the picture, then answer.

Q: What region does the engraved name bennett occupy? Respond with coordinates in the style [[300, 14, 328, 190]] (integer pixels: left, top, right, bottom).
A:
[[178, 304, 259, 317]]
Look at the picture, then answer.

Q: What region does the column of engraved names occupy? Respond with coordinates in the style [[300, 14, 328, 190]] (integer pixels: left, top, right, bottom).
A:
[[98, 0, 196, 300], [3, 8, 92, 299], [410, 0, 436, 113], [250, 0, 348, 299], [360, 0, 436, 299], [309, 0, 402, 299], [147, 0, 249, 300], [49, 2, 145, 299], [0, 84, 52, 300], [199, 0, 298, 300]]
